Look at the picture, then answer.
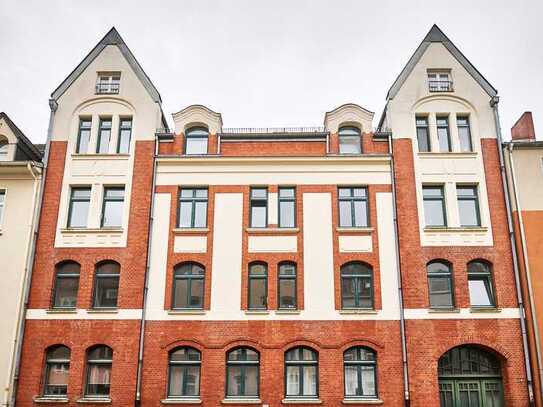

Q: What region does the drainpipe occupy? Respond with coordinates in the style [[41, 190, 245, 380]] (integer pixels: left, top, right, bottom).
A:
[[134, 133, 158, 405], [491, 96, 535, 405], [8, 98, 57, 407], [388, 133, 411, 406], [506, 142, 543, 400]]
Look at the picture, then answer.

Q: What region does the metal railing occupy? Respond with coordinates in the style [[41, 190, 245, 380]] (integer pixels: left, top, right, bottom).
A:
[[95, 83, 120, 94], [429, 80, 453, 92], [221, 126, 326, 135]]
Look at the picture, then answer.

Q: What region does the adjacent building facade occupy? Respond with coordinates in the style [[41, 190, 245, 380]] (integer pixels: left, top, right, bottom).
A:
[[12, 25, 534, 407]]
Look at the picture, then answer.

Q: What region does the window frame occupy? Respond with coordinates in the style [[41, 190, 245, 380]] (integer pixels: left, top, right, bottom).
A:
[[43, 345, 71, 397], [422, 185, 447, 227], [428, 71, 453, 92], [67, 186, 91, 229], [340, 262, 374, 310], [456, 115, 473, 152], [467, 261, 496, 308], [116, 117, 132, 154], [178, 188, 208, 229], [284, 347, 319, 399], [249, 187, 268, 228], [92, 261, 120, 309], [415, 116, 431, 152], [96, 72, 120, 94], [172, 262, 205, 310], [84, 346, 113, 398], [278, 261, 297, 310], [338, 187, 369, 228], [426, 260, 455, 309], [184, 126, 209, 155], [76, 118, 92, 154], [0, 189, 5, 227], [457, 185, 481, 227], [343, 347, 378, 399], [248, 262, 268, 310], [167, 347, 201, 398], [338, 126, 362, 154], [101, 186, 125, 228], [436, 116, 451, 152], [52, 262, 80, 309], [225, 347, 260, 399], [278, 187, 296, 228], [96, 117, 112, 154]]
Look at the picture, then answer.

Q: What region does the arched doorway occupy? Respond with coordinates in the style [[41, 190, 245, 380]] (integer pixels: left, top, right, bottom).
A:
[[438, 345, 504, 407]]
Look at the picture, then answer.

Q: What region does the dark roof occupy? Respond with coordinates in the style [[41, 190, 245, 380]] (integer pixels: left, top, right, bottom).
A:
[[0, 112, 42, 161], [386, 24, 498, 100], [51, 27, 162, 103]]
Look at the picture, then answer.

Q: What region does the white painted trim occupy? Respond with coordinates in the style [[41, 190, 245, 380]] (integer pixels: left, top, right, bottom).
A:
[[404, 308, 520, 319], [26, 309, 142, 320]]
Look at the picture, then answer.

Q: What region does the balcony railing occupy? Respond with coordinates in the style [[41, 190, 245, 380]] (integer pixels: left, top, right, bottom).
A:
[[221, 126, 326, 135], [95, 83, 120, 94], [429, 80, 453, 92]]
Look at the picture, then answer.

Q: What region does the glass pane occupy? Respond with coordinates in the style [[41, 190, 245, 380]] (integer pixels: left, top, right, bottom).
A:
[[180, 189, 194, 198], [437, 125, 451, 152], [78, 128, 90, 153], [279, 188, 295, 198], [279, 201, 295, 228], [429, 277, 453, 308], [427, 262, 450, 274], [468, 261, 490, 274], [94, 276, 119, 308], [97, 128, 111, 154], [171, 347, 200, 361], [118, 129, 131, 154], [244, 366, 259, 396], [194, 201, 207, 228], [195, 189, 208, 198], [339, 201, 352, 227], [458, 126, 472, 152], [458, 199, 479, 226], [286, 366, 300, 396], [48, 346, 70, 360], [249, 264, 267, 276], [186, 127, 208, 137], [338, 188, 351, 198], [439, 382, 454, 407], [179, 202, 193, 228], [361, 366, 376, 396], [86, 364, 111, 396], [189, 279, 204, 307], [279, 279, 296, 309], [104, 188, 124, 199], [97, 262, 119, 275], [249, 278, 267, 309], [424, 199, 446, 227], [251, 205, 266, 228], [302, 366, 317, 396], [417, 127, 430, 152], [169, 365, 184, 396], [227, 366, 243, 396], [423, 187, 444, 197], [301, 348, 316, 361], [342, 277, 356, 308], [185, 138, 208, 155], [339, 135, 361, 154], [45, 363, 69, 395], [359, 277, 373, 308], [251, 188, 267, 199], [345, 365, 359, 396], [54, 277, 79, 308], [174, 279, 189, 308], [353, 188, 367, 197], [88, 346, 112, 360], [353, 200, 368, 227], [69, 200, 90, 228], [184, 365, 200, 396], [469, 278, 493, 307], [103, 200, 123, 227]]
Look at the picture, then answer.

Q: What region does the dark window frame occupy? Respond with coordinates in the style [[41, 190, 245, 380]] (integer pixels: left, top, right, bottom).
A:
[[100, 186, 125, 228], [278, 187, 296, 228], [167, 347, 201, 398], [338, 126, 362, 154], [416, 116, 431, 152], [436, 116, 452, 152], [467, 260, 496, 308], [92, 261, 120, 309], [248, 262, 268, 310], [96, 117, 112, 154], [427, 260, 455, 309], [278, 261, 297, 310], [343, 347, 378, 399], [43, 345, 71, 397], [184, 126, 209, 155], [457, 185, 481, 227], [338, 187, 369, 228], [422, 185, 447, 227], [456, 115, 473, 152], [76, 118, 92, 154], [284, 347, 319, 399], [225, 347, 260, 399], [172, 262, 205, 310], [67, 186, 91, 228], [178, 188, 208, 228], [340, 262, 374, 310], [84, 345, 113, 398], [116, 117, 132, 154], [249, 187, 268, 228], [52, 261, 80, 309]]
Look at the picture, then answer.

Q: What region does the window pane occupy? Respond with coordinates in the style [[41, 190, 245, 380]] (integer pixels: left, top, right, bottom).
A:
[[185, 138, 208, 155], [424, 199, 445, 227], [458, 199, 480, 226], [244, 366, 259, 396], [279, 201, 295, 228], [249, 278, 267, 309], [345, 365, 359, 396], [338, 188, 351, 198], [249, 264, 267, 276], [469, 278, 493, 307], [179, 202, 193, 228], [279, 188, 295, 198], [251, 205, 266, 228], [286, 366, 300, 396], [94, 276, 119, 308], [279, 279, 296, 309], [353, 200, 368, 227], [194, 201, 207, 228], [78, 128, 91, 154], [417, 127, 430, 152], [361, 366, 376, 396], [339, 135, 361, 154], [302, 366, 317, 396], [171, 347, 200, 362], [251, 188, 267, 199], [69, 200, 90, 228], [103, 200, 123, 227], [189, 279, 204, 308], [458, 126, 472, 152], [86, 364, 111, 396], [359, 277, 373, 308], [339, 201, 352, 227], [342, 278, 356, 308], [429, 277, 453, 308], [227, 366, 243, 396], [184, 366, 200, 396], [54, 277, 79, 308], [437, 120, 451, 152], [97, 121, 111, 154], [174, 279, 189, 308], [169, 365, 184, 396]]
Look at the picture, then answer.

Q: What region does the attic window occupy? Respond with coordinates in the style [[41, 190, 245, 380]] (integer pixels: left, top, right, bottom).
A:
[[0, 137, 8, 159], [96, 72, 120, 94], [428, 71, 453, 92]]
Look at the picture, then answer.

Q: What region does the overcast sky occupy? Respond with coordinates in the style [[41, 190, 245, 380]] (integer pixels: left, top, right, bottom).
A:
[[1, 0, 541, 143]]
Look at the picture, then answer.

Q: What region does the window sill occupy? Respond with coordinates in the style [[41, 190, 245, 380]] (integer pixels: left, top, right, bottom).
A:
[[60, 228, 124, 234], [470, 307, 501, 313], [423, 226, 488, 233], [339, 309, 377, 314], [246, 227, 299, 234], [86, 308, 118, 314], [428, 308, 460, 313], [71, 153, 129, 160], [46, 308, 77, 314], [244, 310, 270, 315], [342, 399, 384, 405], [282, 399, 322, 404], [161, 399, 202, 404], [336, 227, 374, 233], [168, 309, 207, 315], [33, 396, 69, 403], [275, 309, 301, 315], [76, 398, 111, 404], [221, 399, 262, 404], [173, 228, 209, 234], [417, 151, 477, 157]]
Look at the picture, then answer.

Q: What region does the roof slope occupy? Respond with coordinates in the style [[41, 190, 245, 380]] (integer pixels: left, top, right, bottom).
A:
[[0, 112, 42, 161], [50, 27, 162, 103], [386, 24, 497, 100]]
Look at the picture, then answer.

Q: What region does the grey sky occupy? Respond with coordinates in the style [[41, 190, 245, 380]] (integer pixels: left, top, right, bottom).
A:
[[1, 0, 541, 143]]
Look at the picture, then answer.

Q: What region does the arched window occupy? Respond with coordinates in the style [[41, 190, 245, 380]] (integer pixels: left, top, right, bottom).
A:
[[0, 136, 8, 158], [93, 261, 120, 309], [339, 126, 361, 154], [85, 345, 113, 397], [341, 262, 373, 309], [285, 347, 318, 398], [226, 348, 259, 398], [168, 347, 201, 398], [173, 262, 205, 309], [248, 262, 267, 310], [344, 347, 377, 399], [52, 261, 80, 309], [185, 126, 209, 155], [278, 262, 297, 310], [427, 260, 454, 309], [43, 345, 70, 396], [467, 260, 495, 308]]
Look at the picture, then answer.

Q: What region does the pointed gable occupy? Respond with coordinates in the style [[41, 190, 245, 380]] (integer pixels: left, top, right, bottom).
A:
[[50, 27, 161, 103], [386, 24, 497, 100], [0, 112, 42, 162]]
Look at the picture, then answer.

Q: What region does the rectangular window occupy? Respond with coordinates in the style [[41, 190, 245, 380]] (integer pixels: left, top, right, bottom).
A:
[[278, 187, 296, 228], [248, 263, 267, 310], [428, 71, 452, 92], [96, 118, 112, 154], [416, 116, 430, 152], [68, 187, 91, 228], [250, 187, 268, 228], [338, 187, 369, 228], [96, 72, 120, 94], [278, 263, 297, 309], [423, 186, 447, 227], [436, 117, 451, 152], [178, 188, 208, 228], [76, 118, 92, 154], [101, 187, 125, 228], [117, 118, 132, 154], [457, 185, 481, 227], [0, 190, 5, 227], [457, 116, 473, 152]]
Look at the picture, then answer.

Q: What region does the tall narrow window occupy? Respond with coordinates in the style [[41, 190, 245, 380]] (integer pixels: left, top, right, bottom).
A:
[[178, 188, 208, 228], [0, 189, 5, 226], [416, 116, 430, 152], [436, 117, 451, 152], [96, 118, 112, 154], [338, 187, 369, 228], [53, 261, 80, 309], [173, 263, 205, 309], [76, 118, 92, 154], [468, 261, 495, 308], [168, 347, 201, 398], [226, 348, 259, 399], [341, 262, 373, 309], [457, 116, 473, 152], [43, 346, 71, 396], [248, 262, 267, 310], [427, 261, 454, 309], [250, 188, 268, 228], [339, 126, 362, 154], [93, 261, 120, 309], [117, 118, 132, 154], [85, 346, 112, 397], [101, 187, 125, 228], [423, 186, 446, 227], [185, 127, 208, 155], [278, 262, 297, 310], [285, 347, 318, 399], [278, 187, 296, 228], [344, 347, 377, 399], [457, 186, 481, 227], [67, 187, 91, 228]]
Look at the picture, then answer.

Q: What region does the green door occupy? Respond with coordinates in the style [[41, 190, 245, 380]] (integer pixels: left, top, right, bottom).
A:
[[439, 379, 503, 407]]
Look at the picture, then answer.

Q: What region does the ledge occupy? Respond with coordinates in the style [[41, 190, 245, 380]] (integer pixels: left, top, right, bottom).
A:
[[342, 399, 384, 405], [168, 309, 207, 315], [282, 399, 322, 404], [418, 151, 478, 158], [46, 308, 77, 314], [86, 309, 118, 314], [173, 228, 209, 234], [423, 226, 488, 233], [336, 227, 374, 233], [275, 309, 301, 315], [339, 309, 378, 315], [76, 398, 111, 404], [428, 308, 460, 313], [221, 399, 262, 404], [246, 227, 299, 234], [161, 399, 202, 404], [33, 397, 69, 403], [71, 153, 130, 160], [244, 310, 270, 315], [60, 228, 123, 234], [470, 307, 501, 313]]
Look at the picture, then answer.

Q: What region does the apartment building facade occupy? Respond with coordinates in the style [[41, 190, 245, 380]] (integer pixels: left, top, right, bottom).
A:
[[13, 25, 533, 407], [0, 113, 43, 405]]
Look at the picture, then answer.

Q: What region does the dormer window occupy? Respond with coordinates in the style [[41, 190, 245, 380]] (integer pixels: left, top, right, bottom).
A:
[[96, 72, 120, 94], [184, 126, 209, 155], [428, 71, 453, 92], [0, 137, 8, 159], [338, 126, 362, 154]]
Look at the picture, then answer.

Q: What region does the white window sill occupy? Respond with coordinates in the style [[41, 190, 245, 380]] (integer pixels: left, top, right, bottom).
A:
[[417, 151, 478, 157], [470, 307, 501, 313], [275, 309, 301, 315], [86, 308, 118, 314], [76, 398, 111, 404], [428, 308, 460, 314], [71, 153, 130, 160], [173, 228, 209, 234], [336, 227, 374, 233], [246, 227, 299, 233], [33, 396, 69, 403], [342, 399, 384, 405], [339, 309, 378, 315], [221, 399, 262, 404], [161, 399, 202, 404], [46, 308, 77, 314], [168, 309, 207, 315], [423, 226, 488, 233], [282, 399, 322, 404], [244, 310, 270, 315], [60, 228, 124, 234]]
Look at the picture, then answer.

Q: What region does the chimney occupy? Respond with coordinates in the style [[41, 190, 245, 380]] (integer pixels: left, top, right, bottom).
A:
[[511, 112, 536, 141]]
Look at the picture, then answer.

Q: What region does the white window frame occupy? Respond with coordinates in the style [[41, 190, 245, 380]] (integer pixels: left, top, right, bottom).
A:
[[427, 70, 452, 92], [96, 72, 121, 94]]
